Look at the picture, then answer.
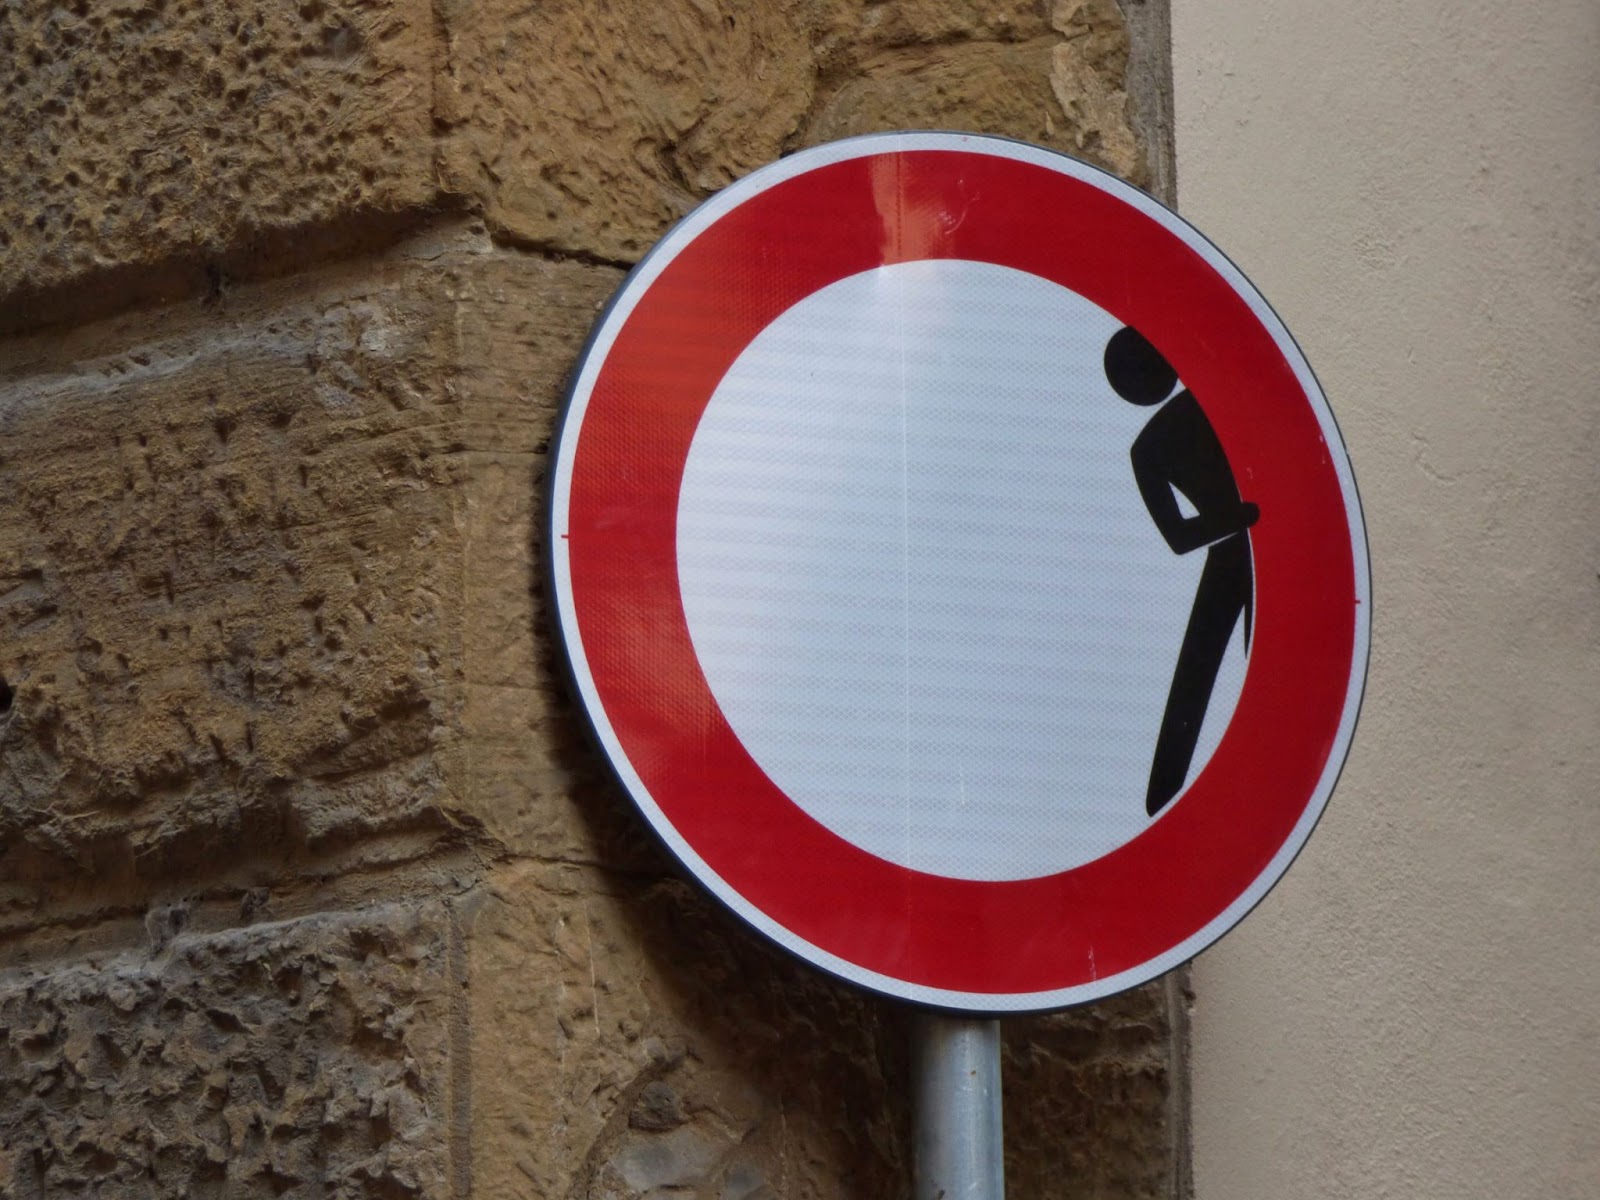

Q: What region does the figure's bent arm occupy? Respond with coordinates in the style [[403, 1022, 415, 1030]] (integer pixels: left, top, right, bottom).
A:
[[1130, 441, 1259, 554], [1131, 436, 1209, 554]]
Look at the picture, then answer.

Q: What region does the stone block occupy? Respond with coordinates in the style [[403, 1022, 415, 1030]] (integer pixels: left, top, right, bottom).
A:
[[1004, 984, 1182, 1199], [0, 232, 465, 903], [0, 0, 439, 318], [0, 226, 644, 910], [436, 0, 819, 262], [463, 860, 907, 1199], [806, 1, 1145, 184], [445, 252, 660, 871], [0, 901, 456, 1197], [438, 0, 1147, 262]]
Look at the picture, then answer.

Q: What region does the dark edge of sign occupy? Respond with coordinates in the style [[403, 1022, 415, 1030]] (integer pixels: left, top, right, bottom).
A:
[[539, 130, 1375, 1018]]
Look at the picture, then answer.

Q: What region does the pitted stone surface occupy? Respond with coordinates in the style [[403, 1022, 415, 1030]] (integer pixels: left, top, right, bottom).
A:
[[0, 236, 467, 898], [1005, 987, 1181, 1199], [466, 863, 909, 1199], [0, 229, 642, 909], [0, 0, 437, 316], [3, 0, 1151, 321], [0, 902, 454, 1197], [441, 0, 1147, 262]]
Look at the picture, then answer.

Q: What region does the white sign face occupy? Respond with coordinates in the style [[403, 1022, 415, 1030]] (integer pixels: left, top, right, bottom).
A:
[[677, 259, 1246, 880], [549, 132, 1370, 1013]]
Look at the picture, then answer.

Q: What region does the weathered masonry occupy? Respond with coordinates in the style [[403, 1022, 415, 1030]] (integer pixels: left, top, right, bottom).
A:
[[0, 3, 1185, 1194]]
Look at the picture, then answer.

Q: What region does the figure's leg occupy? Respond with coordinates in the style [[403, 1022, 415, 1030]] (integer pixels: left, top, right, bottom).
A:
[[1146, 540, 1250, 815]]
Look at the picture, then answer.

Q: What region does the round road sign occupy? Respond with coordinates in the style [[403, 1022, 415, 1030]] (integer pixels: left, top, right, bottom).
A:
[[548, 132, 1370, 1013]]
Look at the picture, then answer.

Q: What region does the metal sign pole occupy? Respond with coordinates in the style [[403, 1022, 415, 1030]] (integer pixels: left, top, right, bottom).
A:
[[912, 1012, 1004, 1199]]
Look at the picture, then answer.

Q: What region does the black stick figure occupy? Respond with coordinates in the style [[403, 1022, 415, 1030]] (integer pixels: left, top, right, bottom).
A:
[[1104, 326, 1260, 816]]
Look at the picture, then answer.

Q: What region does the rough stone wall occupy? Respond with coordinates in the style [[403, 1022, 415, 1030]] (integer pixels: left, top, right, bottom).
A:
[[0, 2, 1182, 1196], [0, 903, 457, 1196]]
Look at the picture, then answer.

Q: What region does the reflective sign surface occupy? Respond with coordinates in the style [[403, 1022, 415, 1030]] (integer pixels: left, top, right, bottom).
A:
[[548, 132, 1370, 1012]]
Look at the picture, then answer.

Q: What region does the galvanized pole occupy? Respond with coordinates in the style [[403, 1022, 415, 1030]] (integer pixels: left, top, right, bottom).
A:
[[912, 1012, 1004, 1200]]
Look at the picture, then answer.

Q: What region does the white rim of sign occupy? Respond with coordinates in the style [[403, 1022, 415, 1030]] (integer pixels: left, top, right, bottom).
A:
[[548, 132, 1372, 1012]]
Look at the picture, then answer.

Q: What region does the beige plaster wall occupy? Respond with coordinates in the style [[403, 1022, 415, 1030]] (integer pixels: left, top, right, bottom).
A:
[[1171, 1, 1600, 1196]]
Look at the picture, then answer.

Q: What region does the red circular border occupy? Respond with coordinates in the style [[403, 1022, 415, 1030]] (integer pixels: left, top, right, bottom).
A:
[[561, 148, 1358, 995]]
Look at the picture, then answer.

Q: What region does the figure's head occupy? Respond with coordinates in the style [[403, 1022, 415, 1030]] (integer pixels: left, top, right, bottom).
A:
[[1104, 326, 1178, 406]]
